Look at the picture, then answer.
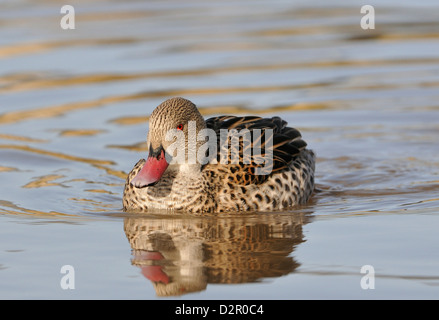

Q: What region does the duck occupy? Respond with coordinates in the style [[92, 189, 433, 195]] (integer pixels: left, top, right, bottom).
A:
[[123, 97, 315, 213]]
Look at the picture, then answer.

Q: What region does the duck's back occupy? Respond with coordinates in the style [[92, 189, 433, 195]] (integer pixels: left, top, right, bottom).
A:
[[202, 115, 315, 212]]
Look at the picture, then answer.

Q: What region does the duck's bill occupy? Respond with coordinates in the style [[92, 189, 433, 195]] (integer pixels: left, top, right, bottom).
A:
[[131, 147, 169, 188]]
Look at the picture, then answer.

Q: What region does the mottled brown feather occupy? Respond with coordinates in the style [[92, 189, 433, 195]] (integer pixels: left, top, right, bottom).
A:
[[205, 115, 307, 185]]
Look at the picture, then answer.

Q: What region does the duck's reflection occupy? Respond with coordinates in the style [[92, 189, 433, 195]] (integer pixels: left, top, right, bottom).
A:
[[124, 213, 310, 296]]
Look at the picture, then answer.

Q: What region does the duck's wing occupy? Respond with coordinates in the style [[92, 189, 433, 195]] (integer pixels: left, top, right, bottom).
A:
[[205, 115, 307, 184]]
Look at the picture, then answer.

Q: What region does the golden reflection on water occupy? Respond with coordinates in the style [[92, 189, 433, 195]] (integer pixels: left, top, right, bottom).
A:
[[22, 174, 66, 189], [0, 84, 327, 128], [57, 129, 107, 137], [3, 57, 439, 94], [0, 144, 114, 166], [0, 166, 16, 172], [124, 213, 309, 296], [0, 1, 438, 300], [0, 133, 47, 143], [0, 200, 75, 217], [0, 38, 139, 59]]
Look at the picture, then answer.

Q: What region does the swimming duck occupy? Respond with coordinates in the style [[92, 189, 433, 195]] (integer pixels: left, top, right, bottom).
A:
[[123, 97, 315, 213]]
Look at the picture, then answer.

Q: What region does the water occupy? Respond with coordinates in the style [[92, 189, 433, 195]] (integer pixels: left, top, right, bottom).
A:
[[1, 0, 439, 299]]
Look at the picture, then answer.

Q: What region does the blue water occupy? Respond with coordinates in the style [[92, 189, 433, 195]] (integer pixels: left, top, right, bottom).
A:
[[1, 0, 439, 299]]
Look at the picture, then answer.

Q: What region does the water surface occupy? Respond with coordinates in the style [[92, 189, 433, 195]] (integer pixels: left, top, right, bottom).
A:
[[1, 0, 439, 299]]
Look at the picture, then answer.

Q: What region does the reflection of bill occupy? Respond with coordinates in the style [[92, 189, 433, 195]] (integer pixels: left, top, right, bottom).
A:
[[124, 213, 310, 296], [139, 251, 170, 284]]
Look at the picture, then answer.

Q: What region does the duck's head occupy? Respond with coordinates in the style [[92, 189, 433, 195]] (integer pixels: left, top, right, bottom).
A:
[[131, 97, 206, 188]]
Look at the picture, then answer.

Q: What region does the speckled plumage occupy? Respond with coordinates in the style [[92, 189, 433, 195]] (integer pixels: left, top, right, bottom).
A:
[[123, 97, 315, 214]]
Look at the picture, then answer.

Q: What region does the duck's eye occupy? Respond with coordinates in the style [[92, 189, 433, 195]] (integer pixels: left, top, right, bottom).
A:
[[177, 124, 184, 131]]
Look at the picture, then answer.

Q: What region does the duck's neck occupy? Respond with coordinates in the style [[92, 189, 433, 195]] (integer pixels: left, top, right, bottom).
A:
[[143, 162, 208, 212], [166, 163, 203, 182]]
